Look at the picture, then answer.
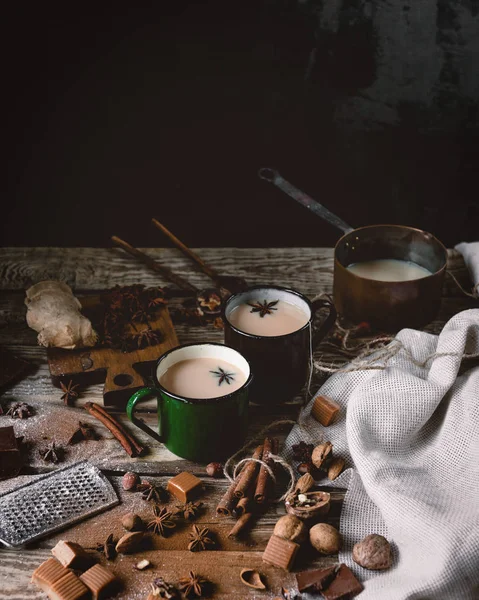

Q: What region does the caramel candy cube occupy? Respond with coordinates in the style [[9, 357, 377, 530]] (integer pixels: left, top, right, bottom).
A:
[[262, 534, 299, 571], [167, 472, 202, 503], [311, 395, 340, 426], [31, 558, 69, 593], [48, 571, 90, 600], [80, 564, 119, 600], [52, 540, 95, 570], [322, 564, 363, 600]]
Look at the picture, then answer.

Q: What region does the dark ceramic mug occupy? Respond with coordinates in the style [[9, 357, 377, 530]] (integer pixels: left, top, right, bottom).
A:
[[126, 343, 252, 462], [222, 285, 336, 404]]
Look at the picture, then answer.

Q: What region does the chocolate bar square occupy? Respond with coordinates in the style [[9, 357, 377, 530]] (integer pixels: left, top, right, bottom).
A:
[[52, 540, 95, 570], [80, 564, 119, 600], [31, 558, 69, 593], [0, 425, 23, 480], [311, 395, 340, 426], [167, 472, 202, 503], [296, 565, 338, 592], [262, 534, 299, 571], [322, 564, 363, 600], [48, 571, 90, 600]]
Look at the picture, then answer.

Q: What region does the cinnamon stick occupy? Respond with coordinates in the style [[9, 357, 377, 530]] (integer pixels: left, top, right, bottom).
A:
[[84, 402, 145, 457], [234, 496, 252, 517], [227, 512, 254, 538], [254, 437, 276, 504], [216, 481, 238, 516], [234, 445, 263, 498]]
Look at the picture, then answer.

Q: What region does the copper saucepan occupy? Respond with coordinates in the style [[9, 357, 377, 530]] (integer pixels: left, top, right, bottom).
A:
[[259, 168, 448, 332]]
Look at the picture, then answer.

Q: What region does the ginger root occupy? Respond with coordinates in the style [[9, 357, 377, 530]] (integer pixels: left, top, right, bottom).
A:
[[25, 281, 97, 349]]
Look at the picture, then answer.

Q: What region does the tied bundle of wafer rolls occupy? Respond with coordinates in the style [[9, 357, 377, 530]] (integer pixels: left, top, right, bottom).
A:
[[216, 437, 279, 538]]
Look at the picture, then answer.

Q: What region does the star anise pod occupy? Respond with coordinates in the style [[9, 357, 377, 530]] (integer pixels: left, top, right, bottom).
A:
[[39, 441, 64, 464], [135, 328, 162, 349], [178, 571, 209, 598], [187, 524, 215, 552], [173, 501, 203, 521], [60, 380, 79, 406], [67, 421, 98, 445], [210, 367, 235, 386], [247, 299, 279, 317], [132, 308, 151, 324], [137, 480, 166, 503], [292, 441, 314, 463], [147, 506, 177, 536], [6, 402, 33, 419], [150, 577, 179, 599], [95, 533, 117, 560]]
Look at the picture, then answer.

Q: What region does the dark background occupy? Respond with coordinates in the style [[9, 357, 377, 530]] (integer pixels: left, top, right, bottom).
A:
[[4, 1, 479, 248]]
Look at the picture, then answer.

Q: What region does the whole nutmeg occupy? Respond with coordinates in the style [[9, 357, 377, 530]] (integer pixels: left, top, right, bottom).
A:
[[311, 442, 333, 470], [327, 457, 345, 481], [122, 471, 140, 491], [121, 512, 144, 532], [309, 523, 342, 555], [352, 534, 392, 570], [273, 515, 307, 544], [206, 462, 223, 478]]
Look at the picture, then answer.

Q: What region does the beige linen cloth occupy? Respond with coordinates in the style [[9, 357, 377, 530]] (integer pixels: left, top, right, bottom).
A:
[[284, 308, 479, 599]]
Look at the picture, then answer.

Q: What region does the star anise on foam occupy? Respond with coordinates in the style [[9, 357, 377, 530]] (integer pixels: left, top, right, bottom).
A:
[[178, 571, 209, 598], [173, 501, 203, 521], [137, 480, 167, 503], [39, 441, 64, 464], [6, 402, 33, 419], [247, 299, 279, 317], [147, 506, 177, 536], [67, 421, 98, 445], [150, 577, 179, 599], [60, 380, 79, 406], [210, 367, 235, 386], [187, 524, 215, 552], [94, 533, 117, 560]]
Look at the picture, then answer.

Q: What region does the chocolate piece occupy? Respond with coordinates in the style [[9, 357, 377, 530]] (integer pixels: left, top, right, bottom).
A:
[[0, 346, 31, 391], [167, 472, 202, 503], [51, 540, 95, 570], [262, 534, 299, 571], [80, 564, 120, 599], [322, 564, 363, 600], [296, 565, 337, 592], [0, 425, 23, 479], [31, 558, 69, 593], [311, 395, 340, 426], [48, 571, 90, 600]]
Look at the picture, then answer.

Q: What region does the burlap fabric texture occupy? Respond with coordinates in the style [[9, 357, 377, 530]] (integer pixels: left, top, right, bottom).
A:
[[283, 308, 479, 599]]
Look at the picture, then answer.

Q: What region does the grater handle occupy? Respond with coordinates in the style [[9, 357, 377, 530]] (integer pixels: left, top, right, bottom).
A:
[[126, 387, 164, 443]]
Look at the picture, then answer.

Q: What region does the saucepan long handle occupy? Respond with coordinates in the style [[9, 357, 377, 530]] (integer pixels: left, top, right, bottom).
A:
[[258, 168, 354, 235]]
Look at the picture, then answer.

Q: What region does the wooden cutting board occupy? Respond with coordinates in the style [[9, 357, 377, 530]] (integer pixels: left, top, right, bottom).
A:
[[47, 294, 179, 407]]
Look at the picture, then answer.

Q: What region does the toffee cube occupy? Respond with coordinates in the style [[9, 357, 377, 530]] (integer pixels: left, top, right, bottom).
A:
[[262, 534, 299, 571], [31, 558, 69, 593], [52, 540, 95, 570], [48, 571, 90, 600], [80, 564, 120, 600], [311, 395, 340, 426], [167, 472, 202, 503]]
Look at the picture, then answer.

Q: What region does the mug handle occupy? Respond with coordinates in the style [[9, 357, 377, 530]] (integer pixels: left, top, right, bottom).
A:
[[311, 298, 337, 348], [126, 387, 164, 443]]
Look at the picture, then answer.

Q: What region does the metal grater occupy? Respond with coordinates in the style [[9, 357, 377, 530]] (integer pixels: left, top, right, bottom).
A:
[[0, 461, 119, 548]]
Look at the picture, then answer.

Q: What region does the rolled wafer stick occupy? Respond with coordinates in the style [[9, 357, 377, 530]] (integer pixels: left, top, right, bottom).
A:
[[234, 445, 263, 498], [254, 437, 277, 504], [228, 512, 254, 538], [216, 482, 238, 516]]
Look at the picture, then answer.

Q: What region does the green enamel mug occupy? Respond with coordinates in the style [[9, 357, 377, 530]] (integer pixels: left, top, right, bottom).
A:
[[126, 343, 252, 463]]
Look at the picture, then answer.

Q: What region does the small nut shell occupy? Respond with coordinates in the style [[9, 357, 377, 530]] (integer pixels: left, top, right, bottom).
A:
[[352, 534, 392, 570], [273, 515, 307, 544], [327, 457, 345, 481], [115, 531, 144, 554], [285, 491, 331, 522], [311, 442, 333, 469], [240, 568, 266, 590], [121, 512, 144, 531], [309, 523, 342, 555]]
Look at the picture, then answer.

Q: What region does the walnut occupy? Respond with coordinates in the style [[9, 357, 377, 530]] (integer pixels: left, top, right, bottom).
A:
[[273, 515, 307, 544], [352, 534, 392, 570], [311, 442, 333, 470], [309, 523, 342, 555]]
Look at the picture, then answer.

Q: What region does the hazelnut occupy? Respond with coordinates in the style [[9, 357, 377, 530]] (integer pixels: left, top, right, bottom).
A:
[[115, 531, 144, 554], [122, 471, 140, 491], [206, 462, 223, 478], [327, 457, 345, 481], [297, 462, 313, 475], [273, 515, 307, 544], [309, 523, 341, 554], [352, 534, 392, 570], [121, 512, 144, 531], [311, 442, 333, 470]]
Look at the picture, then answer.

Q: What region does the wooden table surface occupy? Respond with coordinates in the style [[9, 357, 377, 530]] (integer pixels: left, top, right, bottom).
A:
[[0, 247, 476, 600]]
